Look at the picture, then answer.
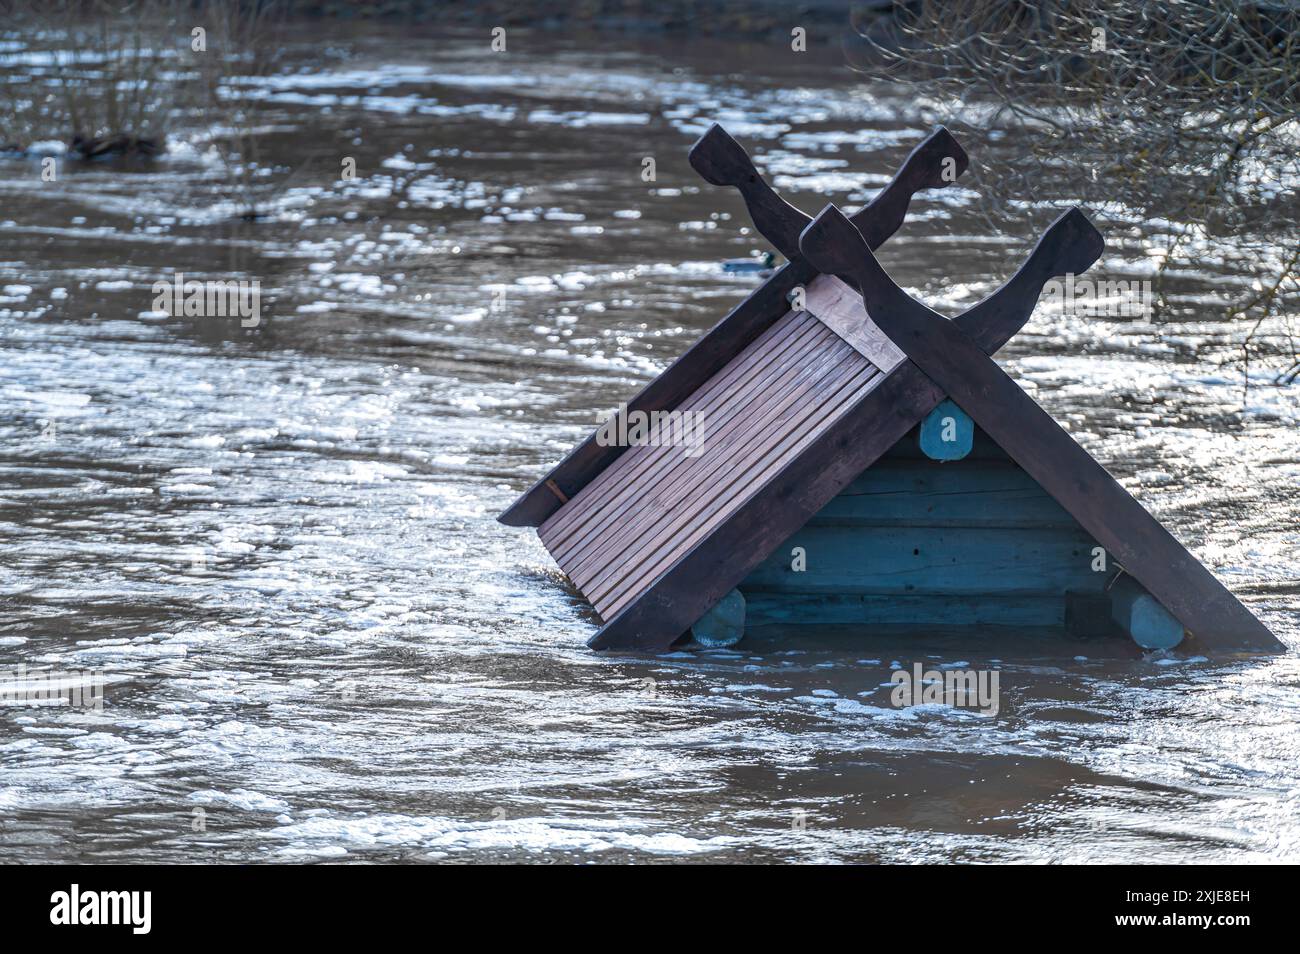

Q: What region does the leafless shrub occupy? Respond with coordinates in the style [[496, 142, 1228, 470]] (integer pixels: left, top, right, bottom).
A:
[[0, 0, 189, 155], [187, 0, 299, 221], [848, 0, 1299, 384], [0, 0, 293, 221]]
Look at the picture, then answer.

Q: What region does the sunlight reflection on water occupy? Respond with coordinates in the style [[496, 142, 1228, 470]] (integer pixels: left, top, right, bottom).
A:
[[0, 24, 1296, 863]]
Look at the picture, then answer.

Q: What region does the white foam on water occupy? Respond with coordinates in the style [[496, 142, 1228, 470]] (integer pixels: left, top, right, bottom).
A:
[[268, 812, 735, 858]]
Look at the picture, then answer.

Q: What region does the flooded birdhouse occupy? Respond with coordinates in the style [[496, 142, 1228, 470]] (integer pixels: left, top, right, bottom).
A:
[[500, 124, 1281, 657]]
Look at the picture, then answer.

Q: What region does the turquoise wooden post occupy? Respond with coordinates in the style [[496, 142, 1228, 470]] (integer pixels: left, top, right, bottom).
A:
[[919, 399, 973, 461], [692, 589, 746, 647], [1110, 576, 1184, 650]]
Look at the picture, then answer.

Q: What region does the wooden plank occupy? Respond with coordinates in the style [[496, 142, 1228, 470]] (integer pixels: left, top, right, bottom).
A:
[[596, 361, 887, 620], [564, 329, 847, 591], [595, 363, 883, 621], [741, 525, 1103, 596], [848, 127, 969, 249], [805, 274, 905, 372], [952, 207, 1106, 352], [813, 460, 1077, 530], [552, 313, 834, 574], [798, 203, 1282, 653], [688, 124, 808, 261], [739, 446, 1097, 631], [546, 311, 831, 568], [539, 306, 822, 547], [744, 592, 1065, 629], [538, 305, 814, 549]]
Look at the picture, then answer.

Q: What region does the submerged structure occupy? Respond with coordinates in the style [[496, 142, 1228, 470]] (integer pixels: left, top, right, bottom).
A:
[[500, 124, 1281, 656]]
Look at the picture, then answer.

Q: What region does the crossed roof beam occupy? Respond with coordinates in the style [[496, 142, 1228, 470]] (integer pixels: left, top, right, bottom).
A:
[[689, 121, 1107, 350], [689, 122, 969, 263]]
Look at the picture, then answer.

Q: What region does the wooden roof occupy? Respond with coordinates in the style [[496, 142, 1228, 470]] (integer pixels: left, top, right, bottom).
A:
[[500, 124, 1283, 656]]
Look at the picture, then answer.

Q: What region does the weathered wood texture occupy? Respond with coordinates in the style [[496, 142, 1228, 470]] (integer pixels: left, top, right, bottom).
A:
[[745, 593, 1067, 629], [797, 203, 1281, 653], [815, 457, 1076, 529], [745, 524, 1100, 595], [805, 275, 904, 370], [1065, 591, 1117, 638]]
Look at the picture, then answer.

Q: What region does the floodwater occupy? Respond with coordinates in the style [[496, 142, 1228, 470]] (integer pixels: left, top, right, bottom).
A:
[[1, 24, 1297, 863]]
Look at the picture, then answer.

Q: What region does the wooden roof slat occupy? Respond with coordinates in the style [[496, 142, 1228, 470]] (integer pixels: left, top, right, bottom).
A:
[[597, 360, 887, 618], [538, 303, 809, 548], [567, 321, 856, 597], [584, 351, 878, 613], [554, 313, 836, 575], [574, 328, 857, 597], [540, 308, 823, 559], [556, 313, 837, 569]]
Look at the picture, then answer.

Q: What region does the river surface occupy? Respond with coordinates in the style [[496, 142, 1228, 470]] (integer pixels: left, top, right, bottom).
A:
[[1, 23, 1297, 863]]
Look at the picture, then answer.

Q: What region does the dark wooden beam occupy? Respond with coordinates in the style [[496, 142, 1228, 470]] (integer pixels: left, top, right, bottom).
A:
[[687, 124, 808, 261], [850, 126, 968, 250], [686, 123, 969, 263], [954, 207, 1103, 351]]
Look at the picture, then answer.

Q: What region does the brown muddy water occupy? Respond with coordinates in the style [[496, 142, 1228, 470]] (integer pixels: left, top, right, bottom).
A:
[[0, 23, 1297, 863]]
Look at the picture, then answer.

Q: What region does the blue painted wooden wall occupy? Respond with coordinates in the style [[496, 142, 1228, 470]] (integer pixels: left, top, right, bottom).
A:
[[740, 423, 1115, 632]]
